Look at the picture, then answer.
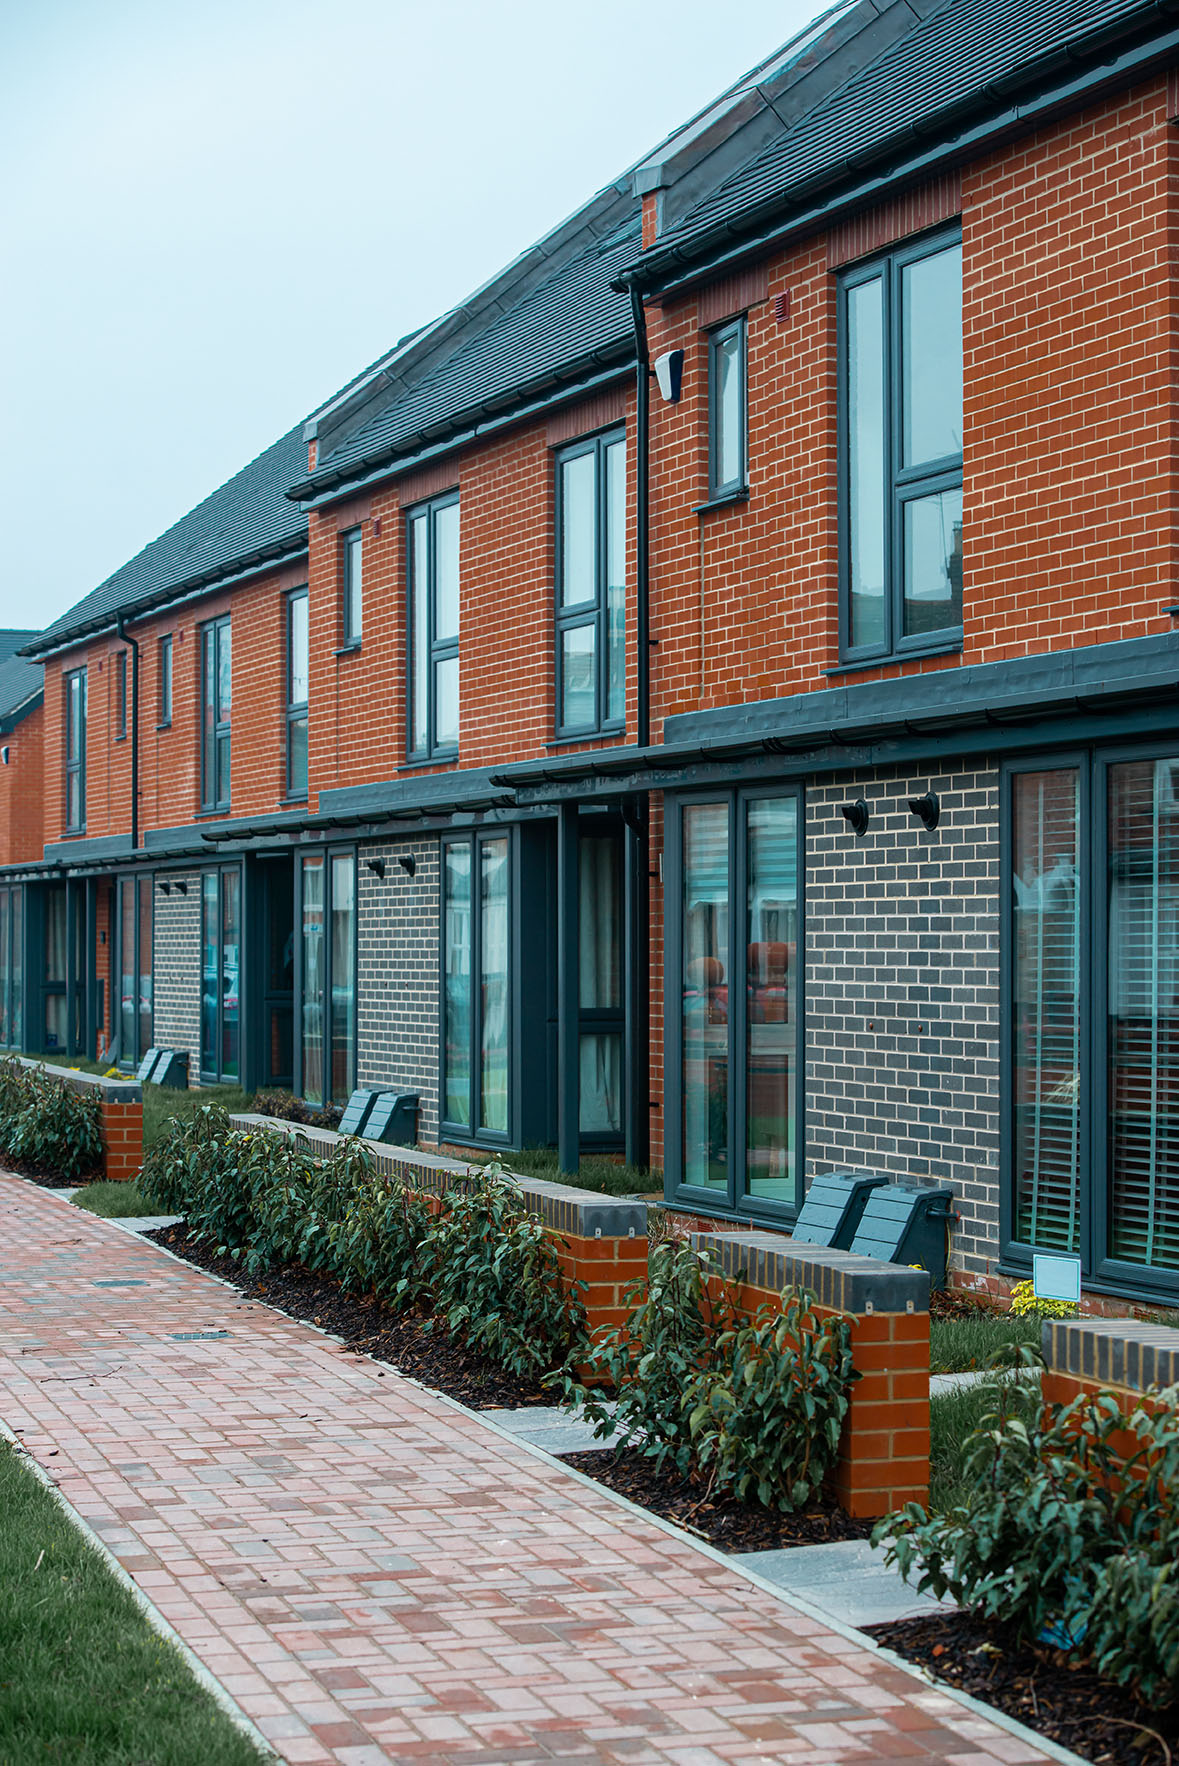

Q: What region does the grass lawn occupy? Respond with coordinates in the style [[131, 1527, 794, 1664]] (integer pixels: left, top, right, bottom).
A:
[[0, 1439, 268, 1764], [142, 1081, 251, 1149], [929, 1381, 998, 1512], [930, 1312, 1042, 1373], [491, 1143, 659, 1198], [71, 1180, 158, 1218]]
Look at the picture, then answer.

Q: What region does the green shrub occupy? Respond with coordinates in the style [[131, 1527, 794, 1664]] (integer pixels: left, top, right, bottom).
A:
[[253, 1088, 343, 1130], [686, 1295, 856, 1510], [0, 1058, 104, 1179], [875, 1365, 1179, 1704]]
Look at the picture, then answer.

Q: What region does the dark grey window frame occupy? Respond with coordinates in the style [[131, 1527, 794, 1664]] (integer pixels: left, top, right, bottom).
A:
[[285, 587, 309, 802], [157, 633, 172, 728], [554, 427, 626, 739], [341, 527, 363, 648], [707, 316, 747, 502], [293, 843, 358, 1107], [664, 783, 806, 1225], [999, 742, 1179, 1304], [199, 614, 231, 813], [406, 491, 460, 762], [115, 871, 154, 1070], [199, 861, 243, 1085], [64, 667, 87, 834], [836, 224, 963, 666], [115, 651, 128, 742], [439, 826, 514, 1148]]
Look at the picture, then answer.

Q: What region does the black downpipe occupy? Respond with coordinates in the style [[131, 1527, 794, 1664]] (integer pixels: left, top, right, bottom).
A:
[[626, 287, 652, 1172], [116, 612, 140, 853]]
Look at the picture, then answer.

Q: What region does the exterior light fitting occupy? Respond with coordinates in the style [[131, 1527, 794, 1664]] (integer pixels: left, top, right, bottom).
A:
[[366, 859, 386, 879], [653, 349, 684, 402], [908, 791, 940, 831], [840, 799, 870, 836], [397, 855, 416, 877]]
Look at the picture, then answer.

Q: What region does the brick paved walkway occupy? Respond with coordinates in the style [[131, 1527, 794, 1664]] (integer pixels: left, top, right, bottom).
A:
[[0, 1177, 1062, 1766]]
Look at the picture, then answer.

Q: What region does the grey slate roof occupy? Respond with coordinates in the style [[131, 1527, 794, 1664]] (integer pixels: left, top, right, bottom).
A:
[[0, 646, 43, 728], [26, 425, 310, 658], [296, 219, 641, 497], [633, 0, 1168, 277]]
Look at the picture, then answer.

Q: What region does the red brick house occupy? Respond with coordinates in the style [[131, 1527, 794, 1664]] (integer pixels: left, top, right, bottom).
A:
[[8, 0, 1179, 1304]]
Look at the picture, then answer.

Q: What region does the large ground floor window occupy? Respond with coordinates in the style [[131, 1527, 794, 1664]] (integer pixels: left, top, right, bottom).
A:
[[1005, 747, 1179, 1294], [201, 865, 240, 1082], [667, 789, 802, 1217], [0, 884, 22, 1049], [442, 831, 510, 1141], [297, 848, 356, 1106], [118, 875, 153, 1069]]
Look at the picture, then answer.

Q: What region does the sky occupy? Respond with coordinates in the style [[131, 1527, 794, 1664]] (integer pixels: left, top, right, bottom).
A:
[[0, 0, 827, 637]]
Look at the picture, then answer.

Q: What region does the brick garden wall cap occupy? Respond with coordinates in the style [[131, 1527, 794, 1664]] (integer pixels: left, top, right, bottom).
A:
[[230, 1114, 648, 1239], [1042, 1317, 1179, 1394], [690, 1230, 930, 1314], [12, 1056, 142, 1104]]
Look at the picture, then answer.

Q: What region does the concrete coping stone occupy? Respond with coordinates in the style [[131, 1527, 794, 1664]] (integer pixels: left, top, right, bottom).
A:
[[1043, 1317, 1179, 1394], [229, 1113, 649, 1240], [10, 1054, 142, 1104], [691, 1230, 930, 1315]]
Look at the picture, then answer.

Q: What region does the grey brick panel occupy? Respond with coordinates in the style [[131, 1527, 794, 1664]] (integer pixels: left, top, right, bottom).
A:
[[357, 837, 440, 1145], [152, 875, 202, 1082]]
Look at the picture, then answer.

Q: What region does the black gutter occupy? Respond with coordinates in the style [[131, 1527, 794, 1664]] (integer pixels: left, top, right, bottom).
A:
[[286, 347, 635, 509], [116, 611, 140, 853], [21, 536, 309, 662], [619, 11, 1179, 302]]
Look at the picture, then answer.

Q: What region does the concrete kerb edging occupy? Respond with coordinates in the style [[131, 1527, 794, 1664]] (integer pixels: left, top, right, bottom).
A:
[[0, 1408, 277, 1764], [39, 1184, 1086, 1766]]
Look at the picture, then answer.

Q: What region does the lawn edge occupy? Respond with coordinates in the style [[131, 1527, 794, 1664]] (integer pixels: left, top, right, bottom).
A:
[[0, 1410, 277, 1764], [31, 1177, 1087, 1766]]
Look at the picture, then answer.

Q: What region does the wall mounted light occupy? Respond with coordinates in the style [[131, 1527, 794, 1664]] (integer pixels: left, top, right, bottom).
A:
[[159, 882, 172, 896], [840, 799, 870, 836], [908, 791, 941, 831], [175, 880, 188, 895], [397, 854, 416, 878], [653, 349, 684, 402], [365, 858, 386, 879]]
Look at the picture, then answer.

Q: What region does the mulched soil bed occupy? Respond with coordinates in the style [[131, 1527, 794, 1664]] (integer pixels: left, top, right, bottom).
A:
[[6, 1160, 100, 1188], [145, 1225, 551, 1409], [557, 1446, 874, 1553], [868, 1612, 1178, 1765], [930, 1286, 1005, 1319]]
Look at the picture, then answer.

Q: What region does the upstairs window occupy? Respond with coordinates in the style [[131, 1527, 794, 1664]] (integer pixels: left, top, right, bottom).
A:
[[115, 652, 128, 741], [708, 318, 746, 501], [555, 430, 626, 737], [407, 492, 459, 761], [64, 668, 86, 833], [342, 527, 363, 647], [158, 634, 172, 727], [286, 588, 309, 799], [839, 229, 963, 662], [199, 615, 231, 812]]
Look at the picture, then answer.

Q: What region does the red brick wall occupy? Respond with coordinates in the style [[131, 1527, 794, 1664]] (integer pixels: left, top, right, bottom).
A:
[[0, 704, 44, 866]]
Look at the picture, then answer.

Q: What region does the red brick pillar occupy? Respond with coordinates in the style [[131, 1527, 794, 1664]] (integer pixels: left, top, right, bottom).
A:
[[100, 1097, 144, 1184]]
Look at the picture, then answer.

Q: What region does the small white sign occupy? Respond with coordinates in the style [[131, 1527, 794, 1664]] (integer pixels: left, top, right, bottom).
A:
[[1032, 1252, 1082, 1304]]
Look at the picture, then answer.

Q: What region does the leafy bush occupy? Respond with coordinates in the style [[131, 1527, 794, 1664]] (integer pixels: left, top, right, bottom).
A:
[[1009, 1278, 1077, 1320], [875, 1364, 1179, 1704], [0, 1058, 104, 1179], [686, 1295, 855, 1510], [253, 1089, 343, 1130], [139, 1113, 584, 1377], [427, 1166, 587, 1379], [562, 1243, 856, 1511]]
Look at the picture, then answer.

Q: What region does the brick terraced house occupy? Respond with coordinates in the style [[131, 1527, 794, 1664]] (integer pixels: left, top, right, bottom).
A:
[[10, 0, 1179, 1305]]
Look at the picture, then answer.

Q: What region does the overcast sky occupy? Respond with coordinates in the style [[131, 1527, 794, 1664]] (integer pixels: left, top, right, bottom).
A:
[[1, 0, 825, 636]]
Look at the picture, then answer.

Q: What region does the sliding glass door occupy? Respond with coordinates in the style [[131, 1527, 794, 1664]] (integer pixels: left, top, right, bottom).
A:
[[1004, 748, 1179, 1294], [201, 865, 240, 1082], [297, 848, 356, 1106], [669, 789, 803, 1218], [441, 831, 510, 1143]]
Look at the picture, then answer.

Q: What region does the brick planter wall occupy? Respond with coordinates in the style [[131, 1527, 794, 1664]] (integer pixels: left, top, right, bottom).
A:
[[231, 1115, 648, 1349], [693, 1231, 931, 1518], [16, 1058, 143, 1184], [1042, 1317, 1179, 1416]]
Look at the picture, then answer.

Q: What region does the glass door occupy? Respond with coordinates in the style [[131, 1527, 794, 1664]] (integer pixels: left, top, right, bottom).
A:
[[200, 865, 241, 1082]]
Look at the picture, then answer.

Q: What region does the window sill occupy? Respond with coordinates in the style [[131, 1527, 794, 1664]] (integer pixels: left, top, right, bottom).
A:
[[545, 728, 626, 751], [193, 807, 232, 821], [280, 795, 309, 807], [334, 642, 362, 657], [397, 756, 458, 773], [155, 721, 172, 733], [694, 487, 749, 516], [62, 828, 88, 839], [114, 734, 127, 744], [825, 641, 962, 677]]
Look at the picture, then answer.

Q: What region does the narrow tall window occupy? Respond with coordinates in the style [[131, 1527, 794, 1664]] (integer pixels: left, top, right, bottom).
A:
[[407, 493, 459, 760], [115, 652, 128, 740], [298, 849, 355, 1105], [708, 318, 746, 501], [286, 588, 309, 799], [199, 615, 231, 811], [201, 865, 240, 1082], [65, 668, 86, 832], [158, 634, 172, 727], [442, 831, 510, 1138], [342, 528, 363, 646], [555, 431, 626, 737], [839, 229, 963, 660]]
